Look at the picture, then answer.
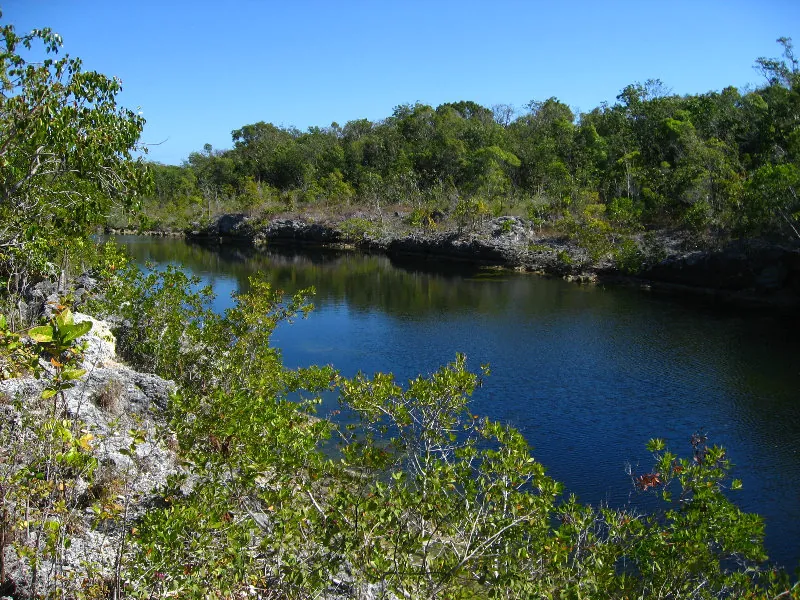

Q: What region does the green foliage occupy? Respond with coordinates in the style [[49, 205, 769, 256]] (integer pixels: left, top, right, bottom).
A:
[[607, 196, 643, 227], [557, 249, 573, 266], [741, 163, 800, 238], [0, 13, 150, 287], [93, 264, 214, 380], [100, 271, 338, 597], [408, 205, 438, 230], [453, 196, 490, 232], [0, 313, 39, 378], [683, 198, 713, 233], [29, 307, 92, 412], [0, 305, 130, 598], [339, 216, 380, 242], [613, 238, 646, 274], [559, 208, 615, 263], [334, 356, 561, 597], [525, 195, 552, 229]]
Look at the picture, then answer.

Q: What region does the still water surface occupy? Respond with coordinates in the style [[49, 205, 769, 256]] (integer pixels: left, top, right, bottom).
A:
[[113, 235, 800, 570]]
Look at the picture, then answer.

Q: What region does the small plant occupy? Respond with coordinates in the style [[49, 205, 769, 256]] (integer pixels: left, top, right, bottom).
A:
[[614, 238, 646, 274], [607, 196, 643, 227], [683, 199, 713, 233], [454, 196, 490, 233], [408, 206, 436, 229], [28, 307, 92, 414], [527, 243, 552, 253], [0, 314, 40, 380]]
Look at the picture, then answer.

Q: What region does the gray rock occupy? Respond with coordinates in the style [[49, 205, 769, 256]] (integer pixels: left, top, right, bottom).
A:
[[0, 315, 179, 596], [75, 274, 98, 290], [74, 312, 117, 368], [216, 212, 249, 235]]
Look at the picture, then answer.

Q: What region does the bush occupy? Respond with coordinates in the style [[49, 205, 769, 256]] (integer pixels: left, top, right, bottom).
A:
[[614, 238, 646, 274], [339, 217, 379, 242], [608, 196, 644, 227]]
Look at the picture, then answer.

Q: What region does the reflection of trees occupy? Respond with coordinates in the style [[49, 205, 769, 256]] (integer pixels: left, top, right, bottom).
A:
[[111, 237, 800, 415], [115, 235, 595, 318]]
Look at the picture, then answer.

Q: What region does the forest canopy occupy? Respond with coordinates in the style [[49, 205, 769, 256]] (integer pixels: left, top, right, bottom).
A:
[[133, 39, 800, 243]]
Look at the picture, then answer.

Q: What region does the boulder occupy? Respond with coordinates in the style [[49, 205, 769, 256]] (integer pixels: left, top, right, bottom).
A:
[[74, 312, 117, 368], [216, 212, 250, 236]]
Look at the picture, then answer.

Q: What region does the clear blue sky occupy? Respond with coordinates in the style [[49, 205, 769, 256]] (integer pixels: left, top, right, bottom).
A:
[[4, 1, 800, 165]]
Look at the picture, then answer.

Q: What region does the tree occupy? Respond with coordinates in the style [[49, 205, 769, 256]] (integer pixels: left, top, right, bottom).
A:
[[0, 13, 149, 288], [230, 121, 293, 183], [755, 37, 799, 89], [754, 38, 800, 166], [743, 163, 800, 238], [510, 98, 576, 205], [492, 103, 516, 127], [467, 145, 520, 216]]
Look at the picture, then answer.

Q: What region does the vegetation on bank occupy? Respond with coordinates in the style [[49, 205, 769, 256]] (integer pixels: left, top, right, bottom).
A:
[[1, 13, 799, 599], [113, 39, 800, 269]]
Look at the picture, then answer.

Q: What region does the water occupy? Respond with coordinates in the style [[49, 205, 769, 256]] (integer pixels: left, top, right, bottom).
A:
[[111, 234, 800, 571]]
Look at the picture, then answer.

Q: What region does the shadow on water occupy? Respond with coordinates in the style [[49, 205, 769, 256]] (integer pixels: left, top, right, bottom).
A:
[[108, 234, 800, 571]]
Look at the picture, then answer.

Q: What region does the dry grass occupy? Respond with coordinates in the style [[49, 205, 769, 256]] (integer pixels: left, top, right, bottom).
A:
[[93, 379, 125, 414]]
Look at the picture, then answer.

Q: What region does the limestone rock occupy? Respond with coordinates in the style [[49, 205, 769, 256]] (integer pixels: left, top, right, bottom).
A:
[[0, 314, 178, 597], [74, 312, 117, 368]]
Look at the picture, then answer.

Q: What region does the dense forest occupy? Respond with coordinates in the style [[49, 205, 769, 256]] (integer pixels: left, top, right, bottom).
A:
[[2, 11, 800, 598], [126, 38, 800, 249]]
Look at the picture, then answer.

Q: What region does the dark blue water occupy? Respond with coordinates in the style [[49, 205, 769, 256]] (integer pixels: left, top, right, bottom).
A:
[[113, 235, 800, 571]]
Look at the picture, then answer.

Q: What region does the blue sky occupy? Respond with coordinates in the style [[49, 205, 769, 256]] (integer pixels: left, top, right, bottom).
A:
[[4, 1, 800, 165]]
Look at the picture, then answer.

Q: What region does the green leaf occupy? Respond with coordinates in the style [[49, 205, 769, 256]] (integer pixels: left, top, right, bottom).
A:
[[29, 325, 54, 343], [62, 367, 86, 381], [61, 320, 91, 343], [42, 389, 57, 399], [55, 308, 74, 327]]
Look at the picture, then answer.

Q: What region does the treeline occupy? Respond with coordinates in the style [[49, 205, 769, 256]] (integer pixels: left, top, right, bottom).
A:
[[134, 39, 800, 241]]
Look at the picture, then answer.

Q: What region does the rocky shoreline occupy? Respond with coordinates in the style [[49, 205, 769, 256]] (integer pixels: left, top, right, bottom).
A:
[[185, 213, 800, 311]]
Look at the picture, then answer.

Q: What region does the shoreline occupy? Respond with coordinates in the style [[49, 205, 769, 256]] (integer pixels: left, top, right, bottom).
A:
[[114, 213, 800, 312]]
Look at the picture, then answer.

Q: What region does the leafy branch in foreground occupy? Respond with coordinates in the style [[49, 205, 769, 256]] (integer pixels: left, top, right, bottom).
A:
[[29, 306, 91, 414], [333, 358, 780, 599], [0, 11, 150, 295]]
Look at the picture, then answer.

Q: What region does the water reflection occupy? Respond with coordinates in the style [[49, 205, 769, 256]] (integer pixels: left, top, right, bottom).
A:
[[109, 235, 800, 570]]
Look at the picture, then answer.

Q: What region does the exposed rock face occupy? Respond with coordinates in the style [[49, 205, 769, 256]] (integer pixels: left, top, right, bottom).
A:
[[216, 212, 251, 236], [185, 212, 253, 239], [639, 240, 800, 307], [0, 315, 178, 598], [74, 312, 117, 367], [191, 215, 345, 246], [257, 219, 342, 245]]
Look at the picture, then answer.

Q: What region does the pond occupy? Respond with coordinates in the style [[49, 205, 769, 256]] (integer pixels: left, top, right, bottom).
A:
[[111, 234, 800, 570]]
